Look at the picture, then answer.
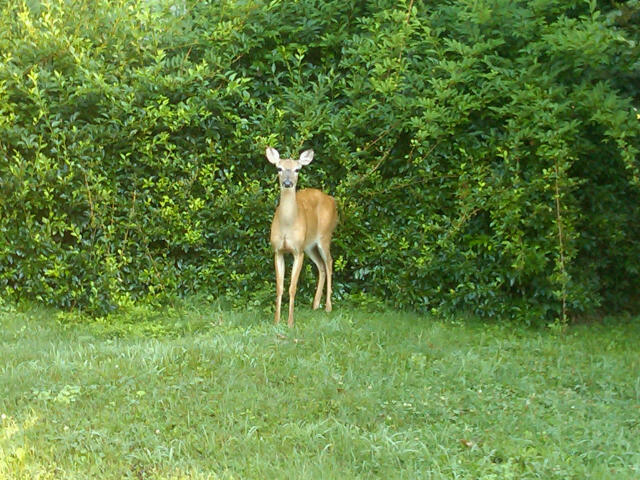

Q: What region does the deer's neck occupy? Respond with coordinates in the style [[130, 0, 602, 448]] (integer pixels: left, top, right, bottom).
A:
[[278, 188, 299, 227]]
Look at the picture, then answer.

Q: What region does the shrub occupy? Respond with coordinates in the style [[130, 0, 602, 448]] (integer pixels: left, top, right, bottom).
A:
[[1, 0, 639, 322]]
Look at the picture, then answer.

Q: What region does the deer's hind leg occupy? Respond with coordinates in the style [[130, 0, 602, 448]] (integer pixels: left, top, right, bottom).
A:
[[316, 239, 333, 312], [306, 244, 326, 310]]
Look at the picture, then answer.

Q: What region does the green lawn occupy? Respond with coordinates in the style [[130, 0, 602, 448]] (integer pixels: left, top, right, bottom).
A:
[[1, 304, 639, 479]]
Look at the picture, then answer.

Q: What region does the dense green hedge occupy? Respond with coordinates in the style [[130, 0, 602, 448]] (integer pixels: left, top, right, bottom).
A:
[[1, 0, 639, 322]]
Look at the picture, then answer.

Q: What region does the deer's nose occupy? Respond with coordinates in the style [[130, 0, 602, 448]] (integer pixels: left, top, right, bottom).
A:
[[282, 179, 294, 188]]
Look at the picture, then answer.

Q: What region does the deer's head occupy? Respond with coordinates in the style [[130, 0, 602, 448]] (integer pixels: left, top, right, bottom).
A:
[[266, 147, 314, 190]]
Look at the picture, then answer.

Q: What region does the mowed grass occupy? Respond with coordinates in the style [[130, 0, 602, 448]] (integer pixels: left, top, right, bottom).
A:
[[1, 304, 639, 479]]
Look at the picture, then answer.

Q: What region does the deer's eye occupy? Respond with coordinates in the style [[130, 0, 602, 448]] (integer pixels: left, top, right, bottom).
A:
[[277, 167, 283, 172]]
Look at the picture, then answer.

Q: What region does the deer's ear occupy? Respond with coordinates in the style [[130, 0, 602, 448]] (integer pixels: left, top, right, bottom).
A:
[[266, 147, 280, 165], [299, 149, 314, 165]]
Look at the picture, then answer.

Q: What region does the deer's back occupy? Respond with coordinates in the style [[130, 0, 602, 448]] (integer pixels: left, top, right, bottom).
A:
[[297, 188, 338, 241]]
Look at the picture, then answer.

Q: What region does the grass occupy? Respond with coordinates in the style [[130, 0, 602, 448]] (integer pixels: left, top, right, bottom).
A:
[[1, 303, 639, 479]]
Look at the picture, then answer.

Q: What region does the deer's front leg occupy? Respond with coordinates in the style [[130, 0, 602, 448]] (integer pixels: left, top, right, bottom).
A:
[[274, 252, 285, 324], [287, 252, 305, 327]]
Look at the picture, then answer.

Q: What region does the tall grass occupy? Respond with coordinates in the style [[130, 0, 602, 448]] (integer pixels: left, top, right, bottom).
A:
[[1, 304, 639, 478]]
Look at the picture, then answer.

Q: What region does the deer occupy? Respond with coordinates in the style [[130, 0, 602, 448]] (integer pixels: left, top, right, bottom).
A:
[[266, 146, 338, 327]]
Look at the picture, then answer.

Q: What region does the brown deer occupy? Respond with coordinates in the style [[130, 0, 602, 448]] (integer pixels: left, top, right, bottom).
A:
[[266, 147, 338, 327]]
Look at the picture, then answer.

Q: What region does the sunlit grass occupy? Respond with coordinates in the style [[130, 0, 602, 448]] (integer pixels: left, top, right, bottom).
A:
[[1, 304, 639, 478]]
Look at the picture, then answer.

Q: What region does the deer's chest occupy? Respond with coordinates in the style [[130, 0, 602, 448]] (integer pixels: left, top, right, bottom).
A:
[[271, 215, 307, 254]]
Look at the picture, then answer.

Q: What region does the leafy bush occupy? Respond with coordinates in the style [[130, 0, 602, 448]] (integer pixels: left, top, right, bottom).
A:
[[1, 0, 639, 322]]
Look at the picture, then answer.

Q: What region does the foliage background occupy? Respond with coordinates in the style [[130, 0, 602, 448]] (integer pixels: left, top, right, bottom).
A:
[[1, 0, 639, 322]]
